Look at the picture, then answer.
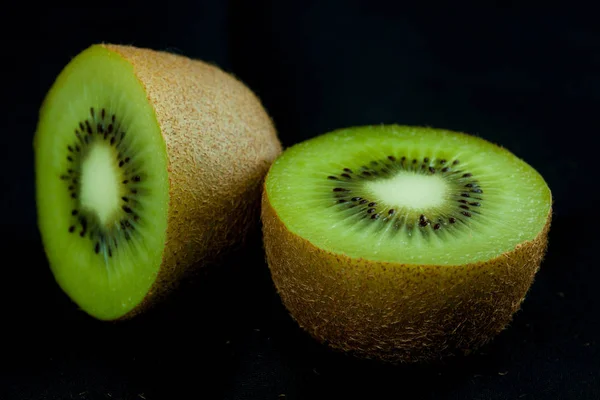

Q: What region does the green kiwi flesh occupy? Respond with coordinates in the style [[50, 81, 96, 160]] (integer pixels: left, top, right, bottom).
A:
[[267, 126, 550, 265], [35, 46, 169, 320]]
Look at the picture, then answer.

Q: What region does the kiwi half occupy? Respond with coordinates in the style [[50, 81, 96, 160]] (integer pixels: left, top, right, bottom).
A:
[[34, 44, 281, 321], [262, 125, 551, 363]]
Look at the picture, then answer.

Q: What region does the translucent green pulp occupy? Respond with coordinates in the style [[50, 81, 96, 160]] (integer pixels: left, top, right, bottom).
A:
[[34, 45, 170, 320], [265, 125, 552, 266]]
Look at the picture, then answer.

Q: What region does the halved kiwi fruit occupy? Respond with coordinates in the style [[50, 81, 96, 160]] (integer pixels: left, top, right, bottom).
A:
[[262, 125, 552, 363], [34, 44, 282, 321]]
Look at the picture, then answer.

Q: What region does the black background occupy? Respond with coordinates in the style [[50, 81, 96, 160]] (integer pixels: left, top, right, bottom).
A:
[[2, 2, 599, 399]]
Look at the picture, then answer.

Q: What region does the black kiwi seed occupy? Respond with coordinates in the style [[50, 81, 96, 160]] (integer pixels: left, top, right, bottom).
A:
[[333, 188, 348, 192], [462, 173, 472, 178], [101, 108, 106, 120], [461, 211, 472, 217], [371, 213, 380, 219], [122, 180, 129, 184], [469, 202, 481, 207], [341, 173, 352, 179], [471, 188, 483, 194], [68, 226, 75, 233], [368, 202, 376, 207], [465, 183, 474, 188], [362, 171, 372, 176], [453, 160, 460, 165], [461, 193, 470, 197], [359, 199, 367, 204], [367, 208, 376, 214], [449, 217, 456, 224], [90, 107, 95, 118], [460, 205, 470, 210], [388, 155, 396, 161], [419, 214, 428, 227], [441, 167, 449, 173], [351, 197, 362, 201], [95, 242, 100, 254], [388, 209, 395, 215], [458, 199, 468, 204], [327, 175, 338, 180], [433, 223, 441, 230], [424, 157, 430, 163], [338, 199, 347, 203], [122, 206, 133, 213], [122, 197, 129, 202], [440, 159, 446, 164], [132, 176, 141, 182], [85, 120, 92, 134], [344, 168, 353, 173], [429, 167, 435, 174], [71, 210, 78, 216]]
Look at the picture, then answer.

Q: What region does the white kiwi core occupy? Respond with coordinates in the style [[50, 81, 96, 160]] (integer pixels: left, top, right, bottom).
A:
[[366, 172, 448, 210], [79, 143, 121, 226]]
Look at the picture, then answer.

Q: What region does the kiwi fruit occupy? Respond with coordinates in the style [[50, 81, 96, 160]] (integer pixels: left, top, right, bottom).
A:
[[261, 125, 552, 363], [34, 43, 282, 321]]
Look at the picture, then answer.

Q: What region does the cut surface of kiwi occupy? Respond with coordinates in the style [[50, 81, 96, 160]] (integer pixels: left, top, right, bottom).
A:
[[262, 125, 551, 363], [267, 125, 550, 265], [35, 44, 281, 320]]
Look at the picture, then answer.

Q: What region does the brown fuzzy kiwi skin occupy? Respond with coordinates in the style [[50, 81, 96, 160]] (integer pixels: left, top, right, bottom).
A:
[[93, 44, 282, 320], [261, 187, 552, 364]]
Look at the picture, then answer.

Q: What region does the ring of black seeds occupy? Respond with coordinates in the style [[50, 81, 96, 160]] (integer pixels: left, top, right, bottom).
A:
[[62, 107, 144, 258], [327, 155, 484, 233]]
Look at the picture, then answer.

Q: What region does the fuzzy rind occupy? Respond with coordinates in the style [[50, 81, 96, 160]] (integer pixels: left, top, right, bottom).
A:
[[100, 44, 282, 320], [261, 188, 551, 364]]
